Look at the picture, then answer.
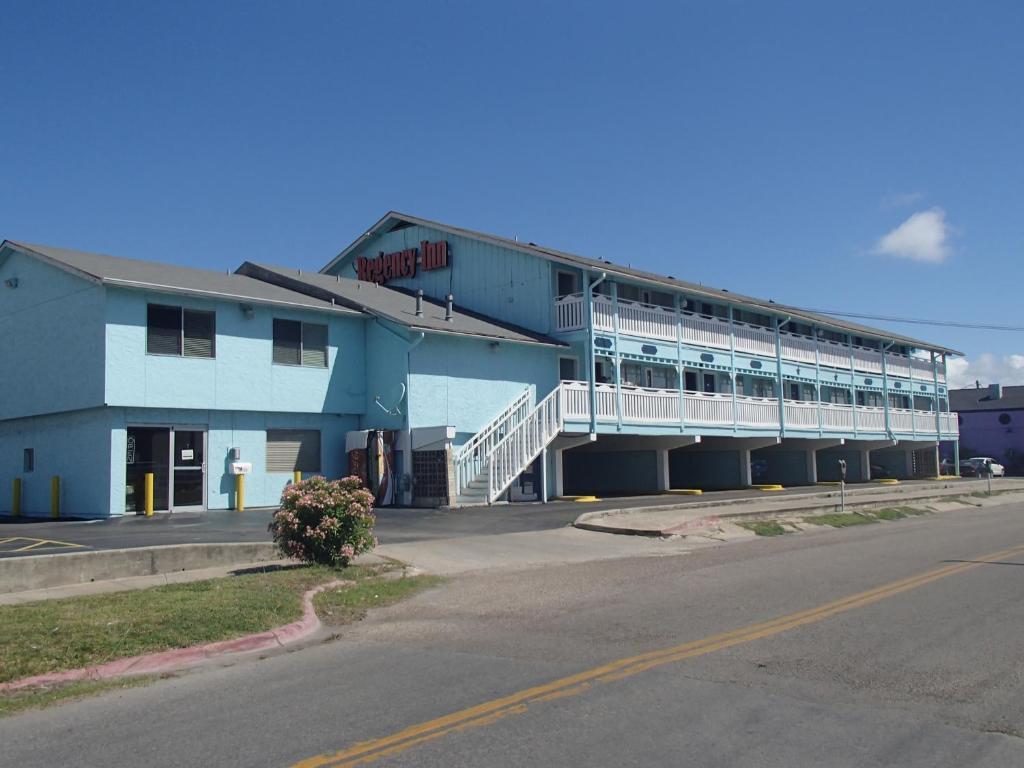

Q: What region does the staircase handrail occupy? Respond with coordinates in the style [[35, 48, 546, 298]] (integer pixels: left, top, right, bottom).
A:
[[453, 386, 533, 495], [486, 384, 564, 502]]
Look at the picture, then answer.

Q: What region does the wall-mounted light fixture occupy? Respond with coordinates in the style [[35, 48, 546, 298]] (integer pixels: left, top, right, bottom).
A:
[[239, 303, 255, 319], [4, 277, 18, 288]]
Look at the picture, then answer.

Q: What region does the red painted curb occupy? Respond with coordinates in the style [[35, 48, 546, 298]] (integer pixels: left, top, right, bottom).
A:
[[0, 579, 349, 692]]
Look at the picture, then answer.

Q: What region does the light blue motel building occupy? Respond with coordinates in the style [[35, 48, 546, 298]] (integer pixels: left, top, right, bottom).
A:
[[0, 213, 960, 518]]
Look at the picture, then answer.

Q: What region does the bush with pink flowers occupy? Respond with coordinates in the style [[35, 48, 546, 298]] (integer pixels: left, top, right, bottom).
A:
[[268, 476, 377, 567]]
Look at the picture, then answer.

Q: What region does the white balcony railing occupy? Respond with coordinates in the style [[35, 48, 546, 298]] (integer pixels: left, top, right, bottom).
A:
[[554, 295, 949, 384], [557, 381, 959, 438], [554, 293, 585, 331]]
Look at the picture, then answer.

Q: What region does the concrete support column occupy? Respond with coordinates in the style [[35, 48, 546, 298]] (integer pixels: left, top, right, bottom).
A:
[[806, 449, 819, 484], [552, 447, 565, 498], [860, 450, 872, 481], [740, 448, 753, 486], [656, 448, 671, 491]]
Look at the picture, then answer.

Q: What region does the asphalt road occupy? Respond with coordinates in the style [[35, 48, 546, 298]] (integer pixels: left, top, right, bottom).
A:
[[0, 478, 974, 556], [3, 499, 1024, 766]]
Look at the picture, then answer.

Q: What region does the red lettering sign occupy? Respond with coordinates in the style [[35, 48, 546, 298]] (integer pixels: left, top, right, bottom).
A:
[[355, 240, 450, 284]]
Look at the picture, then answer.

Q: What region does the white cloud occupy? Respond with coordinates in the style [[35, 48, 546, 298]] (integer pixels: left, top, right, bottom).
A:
[[880, 191, 925, 209], [874, 208, 951, 263], [947, 353, 1024, 389]]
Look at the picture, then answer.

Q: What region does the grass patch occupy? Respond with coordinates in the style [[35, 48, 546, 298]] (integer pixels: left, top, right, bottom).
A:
[[874, 506, 929, 520], [737, 520, 789, 537], [802, 513, 878, 528], [315, 573, 444, 625], [0, 563, 436, 686], [0, 676, 157, 718], [0, 561, 440, 716]]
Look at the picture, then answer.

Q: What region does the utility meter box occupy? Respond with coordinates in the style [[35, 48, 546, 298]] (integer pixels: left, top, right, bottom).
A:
[[230, 462, 252, 475]]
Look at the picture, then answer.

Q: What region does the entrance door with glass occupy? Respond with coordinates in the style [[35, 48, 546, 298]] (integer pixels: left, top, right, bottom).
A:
[[126, 426, 207, 513]]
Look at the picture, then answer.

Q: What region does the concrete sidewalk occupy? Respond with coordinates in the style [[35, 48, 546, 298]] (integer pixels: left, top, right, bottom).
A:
[[573, 478, 1024, 536]]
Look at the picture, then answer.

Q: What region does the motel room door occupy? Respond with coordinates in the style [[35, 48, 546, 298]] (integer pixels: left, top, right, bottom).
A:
[[126, 426, 207, 513]]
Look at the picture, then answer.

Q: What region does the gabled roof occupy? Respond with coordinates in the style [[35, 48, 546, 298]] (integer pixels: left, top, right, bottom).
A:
[[1, 240, 359, 315], [950, 385, 1024, 412], [323, 212, 961, 356], [237, 262, 567, 348]]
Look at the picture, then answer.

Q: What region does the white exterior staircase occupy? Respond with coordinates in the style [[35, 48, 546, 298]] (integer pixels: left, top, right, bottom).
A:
[[453, 385, 564, 505]]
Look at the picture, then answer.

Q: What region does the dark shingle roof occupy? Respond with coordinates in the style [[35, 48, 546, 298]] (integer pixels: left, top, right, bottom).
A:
[[950, 385, 1024, 412], [2, 240, 359, 315], [323, 212, 961, 355], [237, 262, 567, 348]]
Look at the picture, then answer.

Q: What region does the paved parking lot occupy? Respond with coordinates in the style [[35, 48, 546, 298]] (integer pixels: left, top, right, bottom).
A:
[[0, 478, 984, 557]]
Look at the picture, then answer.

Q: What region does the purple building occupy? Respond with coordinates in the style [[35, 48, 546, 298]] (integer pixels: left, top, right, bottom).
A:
[[948, 384, 1024, 475]]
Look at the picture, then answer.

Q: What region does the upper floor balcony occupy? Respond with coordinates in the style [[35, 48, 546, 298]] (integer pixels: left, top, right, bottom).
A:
[[554, 293, 945, 384], [559, 381, 959, 439]]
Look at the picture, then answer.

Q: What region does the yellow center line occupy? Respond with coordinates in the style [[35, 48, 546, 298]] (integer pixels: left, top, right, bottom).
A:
[[291, 543, 1024, 768]]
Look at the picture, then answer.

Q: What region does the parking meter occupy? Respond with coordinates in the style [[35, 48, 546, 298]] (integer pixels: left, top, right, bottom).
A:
[[838, 459, 847, 481], [984, 459, 993, 494]]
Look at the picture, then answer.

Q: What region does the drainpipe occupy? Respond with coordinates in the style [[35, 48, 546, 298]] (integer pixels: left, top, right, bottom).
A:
[[881, 340, 894, 441], [774, 316, 791, 438], [611, 281, 623, 431], [585, 272, 607, 435], [373, 320, 425, 431]]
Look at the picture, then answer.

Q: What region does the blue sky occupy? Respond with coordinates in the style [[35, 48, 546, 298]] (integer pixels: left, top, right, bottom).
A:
[[2, 1, 1021, 385]]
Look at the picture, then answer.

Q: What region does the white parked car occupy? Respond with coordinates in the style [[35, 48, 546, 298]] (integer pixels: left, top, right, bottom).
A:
[[968, 457, 1005, 477]]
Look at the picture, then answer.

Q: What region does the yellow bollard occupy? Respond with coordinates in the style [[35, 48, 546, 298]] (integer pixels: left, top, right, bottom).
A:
[[236, 474, 245, 512], [12, 478, 21, 517], [144, 473, 154, 517], [293, 470, 302, 485], [50, 476, 60, 518]]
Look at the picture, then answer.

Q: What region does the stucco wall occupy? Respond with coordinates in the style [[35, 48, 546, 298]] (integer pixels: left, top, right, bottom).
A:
[[108, 408, 357, 513], [957, 410, 1022, 470], [0, 408, 112, 518], [362, 321, 411, 432], [816, 448, 864, 482], [669, 449, 743, 490], [563, 449, 658, 495], [104, 287, 366, 415], [407, 334, 560, 445], [0, 251, 106, 420]]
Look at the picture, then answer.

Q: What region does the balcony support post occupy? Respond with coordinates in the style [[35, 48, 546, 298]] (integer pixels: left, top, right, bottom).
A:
[[881, 341, 893, 439], [728, 306, 738, 434], [852, 383, 859, 438], [611, 282, 623, 431], [585, 272, 607, 436], [943, 352, 960, 473], [931, 350, 942, 438], [774, 316, 791, 438], [813, 325, 823, 437], [675, 294, 685, 432]]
